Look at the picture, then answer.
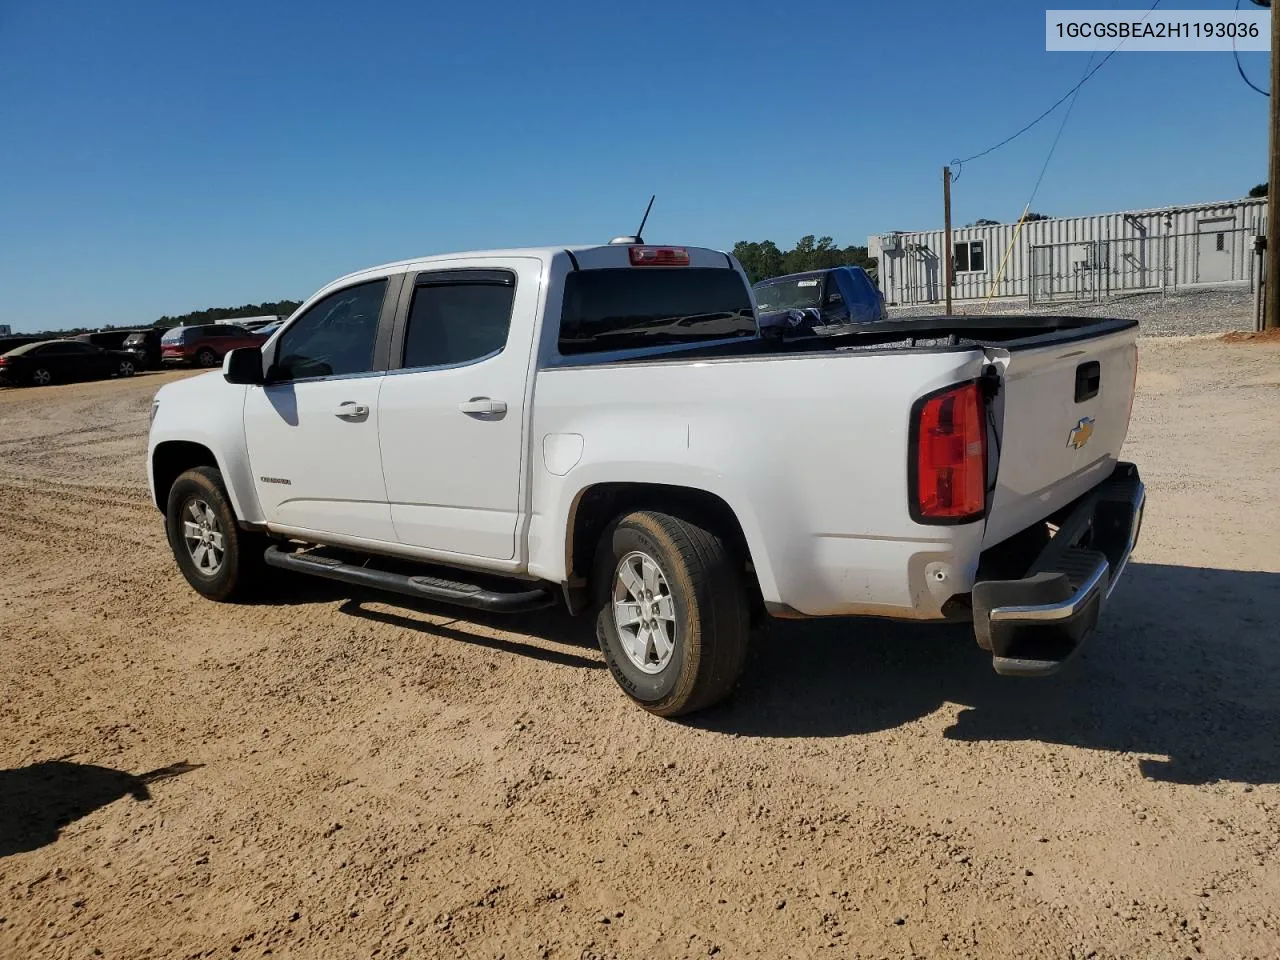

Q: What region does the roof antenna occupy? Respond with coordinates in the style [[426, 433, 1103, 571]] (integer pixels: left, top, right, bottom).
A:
[[635, 194, 655, 242], [610, 194, 656, 245]]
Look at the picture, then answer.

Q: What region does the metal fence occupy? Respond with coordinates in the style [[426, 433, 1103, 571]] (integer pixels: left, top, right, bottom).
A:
[[1027, 226, 1260, 305]]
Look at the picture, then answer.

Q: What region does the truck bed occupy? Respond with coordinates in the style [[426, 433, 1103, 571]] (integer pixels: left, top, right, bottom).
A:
[[546, 315, 1138, 366]]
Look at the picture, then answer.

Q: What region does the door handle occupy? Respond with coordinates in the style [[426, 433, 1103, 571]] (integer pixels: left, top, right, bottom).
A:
[[458, 397, 507, 417], [335, 401, 370, 422]]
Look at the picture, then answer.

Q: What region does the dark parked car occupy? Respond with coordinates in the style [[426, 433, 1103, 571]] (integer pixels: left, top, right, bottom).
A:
[[0, 339, 139, 387], [75, 330, 135, 350], [161, 324, 269, 368], [121, 328, 165, 369], [753, 266, 887, 333]]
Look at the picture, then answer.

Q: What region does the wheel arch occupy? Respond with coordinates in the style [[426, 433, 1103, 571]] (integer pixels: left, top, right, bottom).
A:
[[561, 481, 772, 617], [151, 439, 262, 530]]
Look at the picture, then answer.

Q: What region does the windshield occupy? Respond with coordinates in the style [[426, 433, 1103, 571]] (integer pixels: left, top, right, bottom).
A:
[[161, 328, 185, 344], [124, 333, 146, 345], [753, 277, 823, 312]]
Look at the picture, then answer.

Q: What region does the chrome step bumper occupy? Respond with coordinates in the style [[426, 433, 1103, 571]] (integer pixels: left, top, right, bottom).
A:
[[972, 462, 1145, 678]]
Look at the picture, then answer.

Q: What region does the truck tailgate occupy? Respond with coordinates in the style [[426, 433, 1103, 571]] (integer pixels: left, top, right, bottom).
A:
[[982, 327, 1138, 548]]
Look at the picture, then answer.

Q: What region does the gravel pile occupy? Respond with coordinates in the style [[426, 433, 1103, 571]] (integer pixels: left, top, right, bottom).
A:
[[888, 285, 1258, 337]]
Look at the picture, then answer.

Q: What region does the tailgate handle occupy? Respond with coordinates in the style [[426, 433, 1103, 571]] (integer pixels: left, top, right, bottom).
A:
[[1074, 361, 1100, 402]]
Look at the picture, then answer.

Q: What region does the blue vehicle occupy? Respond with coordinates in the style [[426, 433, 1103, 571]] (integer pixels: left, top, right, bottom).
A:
[[753, 266, 886, 333]]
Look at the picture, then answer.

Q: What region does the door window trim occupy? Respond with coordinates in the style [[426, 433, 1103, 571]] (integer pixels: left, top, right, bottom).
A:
[[263, 273, 404, 385], [386, 268, 518, 374]]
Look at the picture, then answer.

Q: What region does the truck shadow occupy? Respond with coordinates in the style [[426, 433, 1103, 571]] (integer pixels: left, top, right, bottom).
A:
[[337, 598, 605, 671], [251, 562, 1279, 785], [0, 760, 201, 857], [694, 562, 1280, 786]]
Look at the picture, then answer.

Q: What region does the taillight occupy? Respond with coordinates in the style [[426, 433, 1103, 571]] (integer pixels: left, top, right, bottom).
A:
[[911, 381, 987, 523], [0, 357, 7, 366], [629, 246, 689, 266]]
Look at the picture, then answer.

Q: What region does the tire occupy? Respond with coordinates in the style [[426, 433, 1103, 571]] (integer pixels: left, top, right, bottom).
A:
[[196, 348, 219, 368], [117, 359, 136, 378], [31, 367, 52, 386], [593, 510, 750, 717], [165, 466, 264, 602]]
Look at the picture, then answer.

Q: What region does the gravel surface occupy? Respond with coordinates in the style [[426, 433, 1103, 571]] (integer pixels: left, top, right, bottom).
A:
[[890, 285, 1258, 338], [2, 342, 1279, 959]]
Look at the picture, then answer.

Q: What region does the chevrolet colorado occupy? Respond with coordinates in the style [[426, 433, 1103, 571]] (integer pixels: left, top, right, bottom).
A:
[[148, 240, 1144, 716]]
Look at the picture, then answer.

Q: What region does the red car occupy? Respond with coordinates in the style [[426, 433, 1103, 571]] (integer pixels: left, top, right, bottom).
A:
[[161, 324, 269, 368]]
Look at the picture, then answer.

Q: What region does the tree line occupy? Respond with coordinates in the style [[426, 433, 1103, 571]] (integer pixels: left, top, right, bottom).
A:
[[732, 235, 875, 284], [152, 299, 302, 329]]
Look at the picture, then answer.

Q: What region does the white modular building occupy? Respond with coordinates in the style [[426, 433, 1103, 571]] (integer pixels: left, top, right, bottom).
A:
[[868, 197, 1266, 306]]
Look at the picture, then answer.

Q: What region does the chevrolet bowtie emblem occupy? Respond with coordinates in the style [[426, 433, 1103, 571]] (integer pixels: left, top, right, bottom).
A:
[[1067, 417, 1096, 450]]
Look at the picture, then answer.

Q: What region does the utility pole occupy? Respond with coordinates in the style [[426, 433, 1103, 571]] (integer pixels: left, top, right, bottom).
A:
[[1267, 1, 1280, 328], [943, 165, 954, 315]]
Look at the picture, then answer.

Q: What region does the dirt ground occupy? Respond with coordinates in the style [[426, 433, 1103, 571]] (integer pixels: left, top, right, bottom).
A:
[[1, 339, 1278, 960]]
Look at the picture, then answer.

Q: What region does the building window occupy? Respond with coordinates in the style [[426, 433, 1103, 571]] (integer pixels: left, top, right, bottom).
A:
[[955, 241, 986, 273], [1216, 233, 1226, 252]]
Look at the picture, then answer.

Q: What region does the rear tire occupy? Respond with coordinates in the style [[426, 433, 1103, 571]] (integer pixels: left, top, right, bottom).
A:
[[196, 348, 219, 368], [31, 367, 52, 386], [594, 510, 750, 717], [166, 466, 264, 602], [118, 359, 136, 377]]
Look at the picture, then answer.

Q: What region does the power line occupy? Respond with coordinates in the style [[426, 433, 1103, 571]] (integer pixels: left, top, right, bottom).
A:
[[1235, 0, 1269, 95], [951, 0, 1161, 180], [1028, 51, 1096, 206]]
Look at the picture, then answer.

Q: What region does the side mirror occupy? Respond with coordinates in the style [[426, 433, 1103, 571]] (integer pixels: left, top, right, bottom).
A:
[[223, 347, 264, 385]]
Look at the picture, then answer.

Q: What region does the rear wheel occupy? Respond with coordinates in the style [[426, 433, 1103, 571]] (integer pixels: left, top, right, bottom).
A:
[[166, 466, 264, 601], [594, 510, 750, 717], [117, 359, 136, 377], [196, 348, 219, 368], [30, 367, 52, 386]]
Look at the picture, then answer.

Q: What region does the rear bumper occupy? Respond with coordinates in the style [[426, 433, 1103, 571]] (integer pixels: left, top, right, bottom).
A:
[[972, 462, 1144, 677]]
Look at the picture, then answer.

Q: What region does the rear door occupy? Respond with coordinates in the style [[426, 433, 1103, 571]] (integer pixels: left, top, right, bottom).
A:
[[48, 342, 97, 380], [243, 275, 402, 542], [377, 259, 541, 561], [981, 327, 1138, 547]]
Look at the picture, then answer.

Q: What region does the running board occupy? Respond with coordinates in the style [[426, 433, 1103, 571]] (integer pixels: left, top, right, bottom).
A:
[[263, 546, 556, 613]]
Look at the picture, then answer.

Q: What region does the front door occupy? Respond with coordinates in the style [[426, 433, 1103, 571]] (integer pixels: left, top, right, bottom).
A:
[[1196, 218, 1235, 284], [377, 260, 539, 562], [243, 276, 399, 543]]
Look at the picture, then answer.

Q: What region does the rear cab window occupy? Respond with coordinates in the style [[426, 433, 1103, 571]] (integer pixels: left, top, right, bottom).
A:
[[558, 266, 756, 356]]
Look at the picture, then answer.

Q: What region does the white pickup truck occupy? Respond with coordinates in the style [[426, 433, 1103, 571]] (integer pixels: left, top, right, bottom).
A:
[[148, 240, 1145, 716]]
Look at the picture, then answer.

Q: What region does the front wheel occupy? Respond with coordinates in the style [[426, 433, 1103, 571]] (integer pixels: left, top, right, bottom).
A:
[[594, 510, 750, 717], [196, 348, 219, 368], [166, 466, 263, 601]]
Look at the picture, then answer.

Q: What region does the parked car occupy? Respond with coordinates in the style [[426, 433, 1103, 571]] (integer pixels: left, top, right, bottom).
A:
[[75, 330, 135, 350], [753, 266, 887, 333], [160, 324, 268, 368], [148, 240, 1143, 717], [0, 339, 139, 386], [242, 318, 283, 331], [122, 328, 165, 369], [252, 320, 283, 338]]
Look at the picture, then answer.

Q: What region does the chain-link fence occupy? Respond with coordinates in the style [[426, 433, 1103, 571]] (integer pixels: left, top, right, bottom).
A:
[[1027, 226, 1260, 305]]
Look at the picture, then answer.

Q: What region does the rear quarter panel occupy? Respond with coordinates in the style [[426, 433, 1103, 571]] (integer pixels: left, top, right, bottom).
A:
[[528, 348, 990, 617]]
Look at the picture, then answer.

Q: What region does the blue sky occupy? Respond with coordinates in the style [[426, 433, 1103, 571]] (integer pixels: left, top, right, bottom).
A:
[[0, 0, 1270, 331]]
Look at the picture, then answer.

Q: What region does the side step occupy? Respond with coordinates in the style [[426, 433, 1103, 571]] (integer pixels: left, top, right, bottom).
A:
[[263, 545, 556, 613]]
